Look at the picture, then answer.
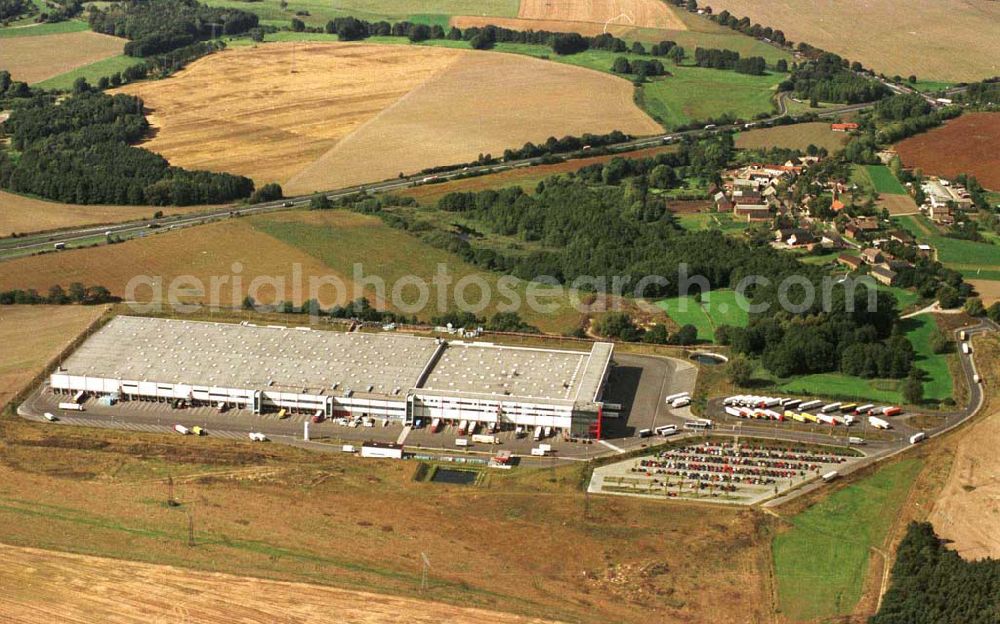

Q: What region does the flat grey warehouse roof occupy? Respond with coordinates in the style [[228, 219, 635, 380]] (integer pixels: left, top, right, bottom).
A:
[[58, 316, 613, 404], [60, 316, 442, 397]]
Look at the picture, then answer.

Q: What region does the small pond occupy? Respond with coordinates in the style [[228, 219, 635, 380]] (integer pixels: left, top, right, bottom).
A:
[[430, 468, 478, 485], [690, 352, 728, 366]]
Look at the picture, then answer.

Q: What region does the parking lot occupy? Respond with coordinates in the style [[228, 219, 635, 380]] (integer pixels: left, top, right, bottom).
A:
[[589, 438, 863, 505]]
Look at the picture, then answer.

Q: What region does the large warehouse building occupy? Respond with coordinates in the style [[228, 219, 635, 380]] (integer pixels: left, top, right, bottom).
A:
[[50, 316, 614, 438]]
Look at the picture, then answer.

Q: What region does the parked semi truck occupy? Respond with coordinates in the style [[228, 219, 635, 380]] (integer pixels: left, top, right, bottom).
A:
[[58, 402, 83, 411], [868, 416, 891, 430], [910, 432, 927, 444]]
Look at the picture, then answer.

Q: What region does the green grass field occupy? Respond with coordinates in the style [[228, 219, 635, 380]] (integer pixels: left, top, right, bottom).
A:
[[656, 295, 713, 340], [676, 211, 746, 234], [204, 0, 518, 28], [656, 288, 749, 341], [249, 210, 584, 333], [894, 215, 1000, 277], [778, 313, 951, 404], [33, 54, 144, 89], [0, 19, 88, 38], [772, 458, 923, 621], [864, 165, 907, 195]]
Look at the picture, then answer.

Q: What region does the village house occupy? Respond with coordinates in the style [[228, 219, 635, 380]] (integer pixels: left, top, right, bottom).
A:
[[861, 247, 884, 264], [837, 254, 863, 271], [831, 122, 859, 132], [869, 263, 899, 286], [774, 228, 817, 247]]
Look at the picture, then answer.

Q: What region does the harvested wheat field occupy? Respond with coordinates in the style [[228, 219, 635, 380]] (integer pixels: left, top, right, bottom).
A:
[[0, 544, 558, 624], [0, 305, 107, 410], [896, 113, 1000, 191], [286, 50, 661, 193], [0, 190, 207, 237], [0, 31, 124, 84], [928, 334, 1000, 559], [115, 43, 463, 187], [0, 219, 346, 306], [735, 122, 849, 153], [453, 0, 687, 36], [703, 0, 1000, 81]]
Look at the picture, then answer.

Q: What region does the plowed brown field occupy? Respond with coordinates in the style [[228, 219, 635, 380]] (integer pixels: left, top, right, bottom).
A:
[[702, 0, 1000, 81], [896, 113, 1000, 191], [285, 50, 661, 193], [453, 0, 687, 35], [0, 31, 123, 84], [0, 544, 558, 624]]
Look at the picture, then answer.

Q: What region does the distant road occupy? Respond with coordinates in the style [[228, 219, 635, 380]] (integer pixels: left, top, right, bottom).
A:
[[0, 97, 907, 259]]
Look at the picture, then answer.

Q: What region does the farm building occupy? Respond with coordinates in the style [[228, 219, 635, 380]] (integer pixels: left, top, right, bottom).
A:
[[49, 317, 614, 438]]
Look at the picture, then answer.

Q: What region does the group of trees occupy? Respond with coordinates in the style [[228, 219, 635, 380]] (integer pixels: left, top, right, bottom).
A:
[[0, 69, 32, 102], [0, 91, 254, 205], [0, 0, 30, 21], [597, 313, 697, 345], [693, 48, 767, 75], [871, 522, 1000, 624], [955, 78, 1000, 110], [0, 283, 117, 305], [610, 57, 668, 78], [781, 53, 889, 104], [88, 0, 257, 57]]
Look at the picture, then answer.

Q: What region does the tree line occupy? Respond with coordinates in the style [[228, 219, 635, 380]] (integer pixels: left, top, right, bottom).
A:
[[88, 0, 257, 57], [0, 90, 254, 205], [871, 522, 999, 624], [0, 283, 118, 305]]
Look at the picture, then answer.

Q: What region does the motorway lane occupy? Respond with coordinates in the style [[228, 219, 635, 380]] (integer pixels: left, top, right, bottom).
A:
[[0, 100, 887, 258]]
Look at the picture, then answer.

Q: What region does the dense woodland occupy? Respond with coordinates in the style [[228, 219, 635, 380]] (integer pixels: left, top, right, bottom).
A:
[[782, 53, 889, 104], [88, 0, 257, 56], [0, 0, 30, 21], [871, 522, 1000, 624], [0, 91, 253, 205]]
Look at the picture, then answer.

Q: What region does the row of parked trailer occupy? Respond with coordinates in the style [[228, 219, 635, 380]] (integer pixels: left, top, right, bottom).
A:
[[723, 396, 903, 429]]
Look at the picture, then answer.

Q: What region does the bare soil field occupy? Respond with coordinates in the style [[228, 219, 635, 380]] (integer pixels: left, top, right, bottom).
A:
[[0, 31, 124, 84], [285, 50, 661, 193], [704, 0, 1000, 81], [115, 43, 463, 186], [0, 305, 107, 410], [734, 121, 848, 153], [878, 194, 919, 215], [0, 190, 207, 237], [928, 334, 1000, 559], [0, 411, 775, 624], [0, 219, 343, 306], [896, 113, 1000, 191], [0, 544, 558, 624], [453, 0, 687, 35], [968, 279, 1000, 307]]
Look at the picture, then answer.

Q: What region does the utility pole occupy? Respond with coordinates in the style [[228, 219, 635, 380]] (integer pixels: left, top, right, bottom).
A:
[[187, 508, 196, 547]]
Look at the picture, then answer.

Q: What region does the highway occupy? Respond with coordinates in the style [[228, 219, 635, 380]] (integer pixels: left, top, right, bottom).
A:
[[0, 97, 892, 259]]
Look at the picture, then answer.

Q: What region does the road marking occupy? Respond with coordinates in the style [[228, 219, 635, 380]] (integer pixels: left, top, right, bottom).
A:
[[599, 439, 626, 454], [396, 425, 411, 446]]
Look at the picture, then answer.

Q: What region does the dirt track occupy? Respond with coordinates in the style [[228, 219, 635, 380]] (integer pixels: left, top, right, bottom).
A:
[[285, 49, 661, 193], [0, 544, 560, 624]]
